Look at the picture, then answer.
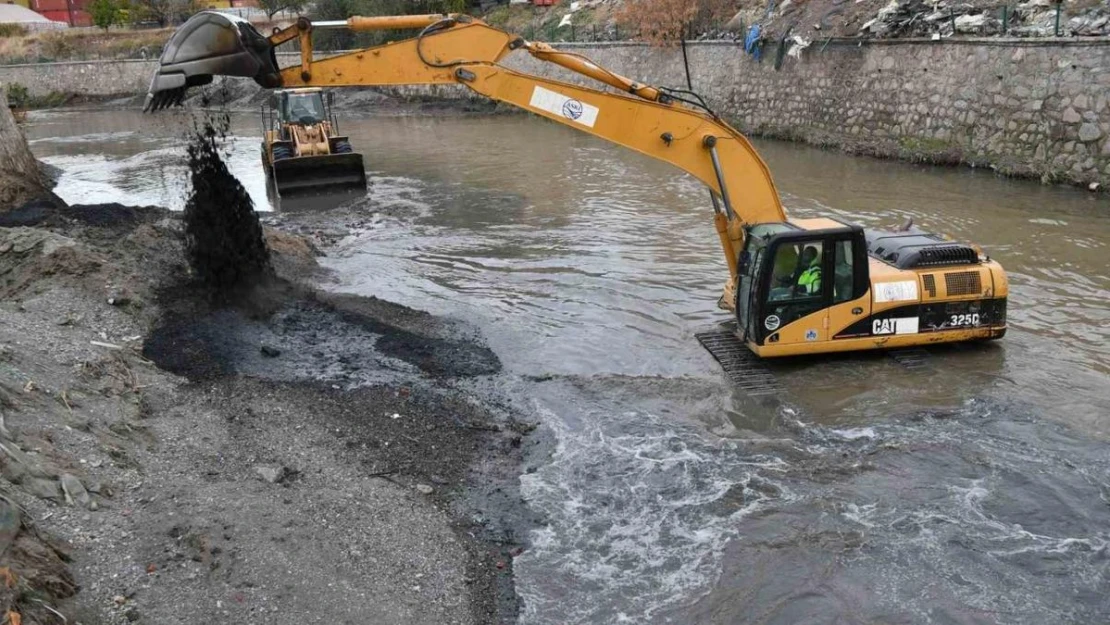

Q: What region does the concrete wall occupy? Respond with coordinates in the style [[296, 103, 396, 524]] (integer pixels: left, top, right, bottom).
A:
[[3, 39, 1109, 186], [0, 59, 156, 97]]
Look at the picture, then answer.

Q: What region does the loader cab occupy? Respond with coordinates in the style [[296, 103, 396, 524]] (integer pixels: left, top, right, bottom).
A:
[[735, 220, 869, 347], [275, 89, 329, 126]]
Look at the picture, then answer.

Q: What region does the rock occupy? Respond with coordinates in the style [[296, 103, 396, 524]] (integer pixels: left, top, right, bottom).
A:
[[260, 344, 281, 358], [24, 477, 62, 501], [1077, 123, 1102, 142], [415, 484, 434, 495], [1089, 182, 1101, 192], [125, 608, 141, 622], [1062, 107, 1082, 124], [60, 473, 92, 508], [0, 499, 21, 555], [430, 474, 449, 485], [955, 13, 987, 32], [254, 465, 287, 483]]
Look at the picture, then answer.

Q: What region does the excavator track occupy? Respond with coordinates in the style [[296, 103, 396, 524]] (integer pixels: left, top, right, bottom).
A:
[[695, 330, 779, 396], [887, 347, 931, 371]]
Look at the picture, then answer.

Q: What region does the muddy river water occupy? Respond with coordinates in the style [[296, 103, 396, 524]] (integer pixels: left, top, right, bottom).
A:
[[26, 109, 1110, 624]]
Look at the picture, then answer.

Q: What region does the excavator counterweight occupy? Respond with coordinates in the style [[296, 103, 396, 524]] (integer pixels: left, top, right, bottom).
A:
[[146, 12, 1008, 361]]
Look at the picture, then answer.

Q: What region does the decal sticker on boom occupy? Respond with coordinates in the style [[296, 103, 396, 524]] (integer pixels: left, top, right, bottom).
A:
[[529, 86, 599, 128], [872, 317, 920, 335]]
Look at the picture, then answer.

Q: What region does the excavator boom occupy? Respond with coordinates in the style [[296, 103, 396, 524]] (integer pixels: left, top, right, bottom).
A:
[[145, 12, 785, 279]]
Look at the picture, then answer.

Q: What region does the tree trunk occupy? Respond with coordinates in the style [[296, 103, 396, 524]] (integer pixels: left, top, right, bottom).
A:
[[0, 88, 48, 213]]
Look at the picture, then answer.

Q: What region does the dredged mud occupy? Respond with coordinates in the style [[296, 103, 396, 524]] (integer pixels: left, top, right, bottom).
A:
[[139, 275, 531, 623], [182, 113, 271, 291]]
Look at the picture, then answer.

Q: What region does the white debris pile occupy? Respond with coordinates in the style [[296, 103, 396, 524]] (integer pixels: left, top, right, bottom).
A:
[[1010, 0, 1110, 36], [859, 0, 1006, 37]]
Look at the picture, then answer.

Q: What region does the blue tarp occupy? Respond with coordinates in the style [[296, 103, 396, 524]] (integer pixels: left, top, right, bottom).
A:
[[745, 24, 763, 60]]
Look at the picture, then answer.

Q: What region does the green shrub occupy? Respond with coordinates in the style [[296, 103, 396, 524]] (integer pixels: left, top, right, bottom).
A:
[[5, 83, 29, 109]]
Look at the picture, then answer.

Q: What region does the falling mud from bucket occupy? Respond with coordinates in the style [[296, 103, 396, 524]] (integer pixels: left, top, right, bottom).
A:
[[183, 111, 272, 290]]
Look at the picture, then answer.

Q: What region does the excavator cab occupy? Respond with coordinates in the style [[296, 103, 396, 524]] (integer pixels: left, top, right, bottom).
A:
[[280, 90, 327, 126], [736, 221, 869, 349]]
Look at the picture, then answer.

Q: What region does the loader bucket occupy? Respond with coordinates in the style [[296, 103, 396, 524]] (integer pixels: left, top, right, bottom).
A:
[[271, 153, 368, 197], [145, 11, 283, 111]]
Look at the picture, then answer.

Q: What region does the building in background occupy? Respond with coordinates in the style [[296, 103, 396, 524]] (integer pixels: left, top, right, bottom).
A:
[[0, 1, 68, 29], [27, 0, 89, 27]]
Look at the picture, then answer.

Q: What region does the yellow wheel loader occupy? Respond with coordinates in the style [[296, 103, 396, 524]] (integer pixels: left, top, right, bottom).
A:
[[145, 13, 1008, 362], [260, 87, 367, 197]]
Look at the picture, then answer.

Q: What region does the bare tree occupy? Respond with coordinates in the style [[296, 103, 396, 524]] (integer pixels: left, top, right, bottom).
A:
[[616, 0, 737, 44], [130, 0, 196, 27], [256, 0, 306, 20]]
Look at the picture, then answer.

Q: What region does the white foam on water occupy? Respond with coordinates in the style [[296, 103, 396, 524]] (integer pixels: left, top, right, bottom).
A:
[[41, 138, 271, 211], [948, 479, 1110, 556], [516, 403, 791, 624], [29, 130, 144, 145], [830, 427, 878, 440]]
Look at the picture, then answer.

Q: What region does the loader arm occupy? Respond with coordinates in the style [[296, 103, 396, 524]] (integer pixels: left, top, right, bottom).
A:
[[146, 13, 787, 280]]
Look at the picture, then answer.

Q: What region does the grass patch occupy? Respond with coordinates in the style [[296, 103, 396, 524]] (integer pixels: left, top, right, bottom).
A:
[[0, 27, 173, 64]]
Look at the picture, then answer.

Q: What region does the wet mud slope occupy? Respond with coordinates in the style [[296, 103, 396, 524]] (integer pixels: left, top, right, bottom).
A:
[[140, 279, 533, 623]]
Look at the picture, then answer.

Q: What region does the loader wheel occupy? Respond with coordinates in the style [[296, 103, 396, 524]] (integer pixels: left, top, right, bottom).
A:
[[333, 139, 353, 154], [272, 145, 294, 161]]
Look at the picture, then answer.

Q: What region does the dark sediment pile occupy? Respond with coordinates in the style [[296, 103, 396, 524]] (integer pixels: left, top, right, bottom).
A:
[[183, 114, 271, 290]]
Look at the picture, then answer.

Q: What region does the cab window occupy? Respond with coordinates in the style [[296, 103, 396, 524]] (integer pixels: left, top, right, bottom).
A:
[[761, 239, 826, 332], [283, 94, 325, 124], [768, 241, 823, 302], [833, 239, 854, 304]]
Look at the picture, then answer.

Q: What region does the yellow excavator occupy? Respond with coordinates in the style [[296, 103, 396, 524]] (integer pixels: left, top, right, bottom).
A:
[[145, 12, 1008, 360]]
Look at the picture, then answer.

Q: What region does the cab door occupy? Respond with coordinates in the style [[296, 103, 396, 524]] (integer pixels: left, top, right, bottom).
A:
[[735, 238, 765, 342], [825, 234, 872, 340], [757, 237, 832, 346]]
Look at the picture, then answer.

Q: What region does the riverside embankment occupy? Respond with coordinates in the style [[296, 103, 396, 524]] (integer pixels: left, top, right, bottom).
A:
[[4, 37, 1110, 188]]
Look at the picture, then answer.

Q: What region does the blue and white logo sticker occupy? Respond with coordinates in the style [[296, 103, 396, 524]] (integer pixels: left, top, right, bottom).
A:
[[805, 329, 819, 341], [529, 86, 599, 128], [561, 99, 584, 120]]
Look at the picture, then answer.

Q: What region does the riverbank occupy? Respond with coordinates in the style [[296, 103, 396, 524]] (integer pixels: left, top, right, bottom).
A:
[[0, 191, 535, 622]]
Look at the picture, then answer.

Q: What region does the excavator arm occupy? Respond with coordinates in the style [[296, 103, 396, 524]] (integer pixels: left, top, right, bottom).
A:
[[145, 12, 787, 281]]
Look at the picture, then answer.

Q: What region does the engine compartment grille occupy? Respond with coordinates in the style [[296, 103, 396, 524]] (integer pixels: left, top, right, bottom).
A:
[[922, 274, 937, 298], [944, 271, 982, 296]]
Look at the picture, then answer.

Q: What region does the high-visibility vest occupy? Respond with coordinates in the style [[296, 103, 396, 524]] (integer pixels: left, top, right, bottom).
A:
[[798, 265, 822, 294]]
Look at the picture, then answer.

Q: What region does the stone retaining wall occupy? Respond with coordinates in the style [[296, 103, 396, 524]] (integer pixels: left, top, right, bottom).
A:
[[3, 38, 1109, 186]]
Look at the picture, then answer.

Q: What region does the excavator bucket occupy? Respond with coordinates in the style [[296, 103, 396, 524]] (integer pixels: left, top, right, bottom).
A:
[[144, 11, 282, 111], [271, 153, 368, 197]]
